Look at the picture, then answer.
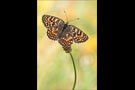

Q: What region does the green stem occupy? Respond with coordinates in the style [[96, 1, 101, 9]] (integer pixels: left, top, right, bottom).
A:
[[69, 52, 77, 90]]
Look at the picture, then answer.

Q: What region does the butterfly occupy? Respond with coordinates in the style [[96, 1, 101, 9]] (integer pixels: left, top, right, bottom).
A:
[[42, 14, 88, 47]]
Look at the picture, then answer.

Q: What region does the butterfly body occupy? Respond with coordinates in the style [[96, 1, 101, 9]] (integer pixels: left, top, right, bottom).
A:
[[42, 14, 88, 47], [57, 23, 68, 38]]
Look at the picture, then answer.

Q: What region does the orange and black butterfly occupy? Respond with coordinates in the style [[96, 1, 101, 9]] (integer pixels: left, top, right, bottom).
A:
[[42, 14, 88, 47]]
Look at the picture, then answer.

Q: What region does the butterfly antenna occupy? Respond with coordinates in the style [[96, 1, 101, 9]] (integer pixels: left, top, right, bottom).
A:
[[69, 18, 80, 23], [64, 10, 69, 24]]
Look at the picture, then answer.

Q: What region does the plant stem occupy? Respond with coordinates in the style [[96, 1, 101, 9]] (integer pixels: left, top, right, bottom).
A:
[[69, 52, 77, 90]]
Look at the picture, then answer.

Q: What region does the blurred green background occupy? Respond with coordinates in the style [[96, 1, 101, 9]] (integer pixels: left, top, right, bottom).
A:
[[37, 0, 97, 90]]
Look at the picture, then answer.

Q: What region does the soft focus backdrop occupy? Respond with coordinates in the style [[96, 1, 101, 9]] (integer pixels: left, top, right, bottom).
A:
[[37, 0, 97, 90]]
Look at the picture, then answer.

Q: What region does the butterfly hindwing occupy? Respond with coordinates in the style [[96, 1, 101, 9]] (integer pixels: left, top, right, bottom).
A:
[[47, 27, 58, 40], [69, 25, 88, 43], [58, 29, 73, 47]]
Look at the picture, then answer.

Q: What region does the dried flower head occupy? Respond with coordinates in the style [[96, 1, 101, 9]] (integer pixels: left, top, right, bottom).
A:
[[63, 46, 72, 53]]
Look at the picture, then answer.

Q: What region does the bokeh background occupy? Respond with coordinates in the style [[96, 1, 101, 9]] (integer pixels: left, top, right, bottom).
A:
[[37, 0, 97, 90]]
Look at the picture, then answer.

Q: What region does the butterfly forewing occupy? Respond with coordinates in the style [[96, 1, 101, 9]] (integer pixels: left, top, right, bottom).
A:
[[69, 25, 88, 43], [42, 15, 65, 40]]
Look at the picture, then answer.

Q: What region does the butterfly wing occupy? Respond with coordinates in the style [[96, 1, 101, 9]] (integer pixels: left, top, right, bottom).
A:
[[42, 15, 65, 40], [58, 26, 73, 47], [47, 27, 58, 40], [69, 25, 88, 43]]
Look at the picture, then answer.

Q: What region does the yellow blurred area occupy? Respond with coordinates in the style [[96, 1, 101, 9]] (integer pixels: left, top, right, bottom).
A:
[[37, 1, 54, 13], [84, 35, 97, 53], [37, 0, 97, 90]]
